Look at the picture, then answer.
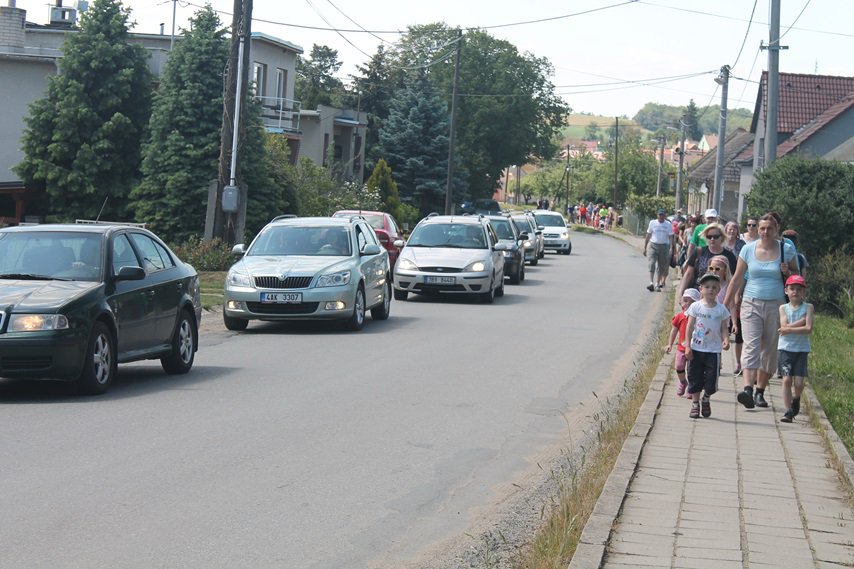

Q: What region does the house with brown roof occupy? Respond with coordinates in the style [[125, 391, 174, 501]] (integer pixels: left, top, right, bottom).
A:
[[686, 128, 753, 220], [727, 72, 854, 220]]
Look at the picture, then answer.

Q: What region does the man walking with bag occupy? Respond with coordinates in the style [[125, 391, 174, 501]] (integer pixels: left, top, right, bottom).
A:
[[643, 208, 676, 291]]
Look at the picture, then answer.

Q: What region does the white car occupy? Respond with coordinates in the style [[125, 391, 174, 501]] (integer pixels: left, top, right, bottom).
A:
[[222, 216, 391, 331], [393, 215, 508, 303], [532, 210, 572, 255]]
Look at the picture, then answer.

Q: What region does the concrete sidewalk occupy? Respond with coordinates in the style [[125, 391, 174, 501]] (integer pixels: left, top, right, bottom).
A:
[[570, 230, 854, 568]]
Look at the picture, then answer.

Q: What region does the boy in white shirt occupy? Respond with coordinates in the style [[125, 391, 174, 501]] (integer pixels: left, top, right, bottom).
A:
[[685, 273, 731, 418]]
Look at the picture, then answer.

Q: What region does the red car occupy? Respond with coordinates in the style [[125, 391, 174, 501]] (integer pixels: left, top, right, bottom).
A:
[[332, 210, 405, 270]]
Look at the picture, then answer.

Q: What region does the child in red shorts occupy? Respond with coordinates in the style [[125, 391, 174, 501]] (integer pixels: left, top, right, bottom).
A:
[[666, 288, 702, 397]]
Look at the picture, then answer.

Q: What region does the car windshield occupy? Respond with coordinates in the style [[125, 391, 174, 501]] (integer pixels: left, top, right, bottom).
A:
[[249, 226, 352, 256], [0, 231, 103, 282], [407, 223, 487, 249], [534, 213, 566, 228], [490, 219, 515, 240]]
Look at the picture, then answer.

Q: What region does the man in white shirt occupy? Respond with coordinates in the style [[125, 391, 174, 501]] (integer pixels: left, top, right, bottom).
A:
[[643, 208, 676, 291]]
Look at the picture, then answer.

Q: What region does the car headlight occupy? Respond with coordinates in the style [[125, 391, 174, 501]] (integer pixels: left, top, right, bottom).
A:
[[316, 270, 351, 287], [227, 270, 253, 288], [397, 257, 418, 271], [8, 314, 69, 332], [502, 250, 515, 258], [523, 240, 532, 248], [464, 261, 487, 272], [560, 232, 569, 238]]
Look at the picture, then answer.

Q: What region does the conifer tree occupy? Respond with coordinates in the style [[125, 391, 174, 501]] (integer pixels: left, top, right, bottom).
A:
[[15, 0, 151, 220], [366, 158, 401, 217], [131, 6, 228, 241]]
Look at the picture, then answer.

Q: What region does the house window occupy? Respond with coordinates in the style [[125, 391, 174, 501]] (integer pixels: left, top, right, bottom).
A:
[[253, 62, 267, 96], [275, 68, 287, 101]]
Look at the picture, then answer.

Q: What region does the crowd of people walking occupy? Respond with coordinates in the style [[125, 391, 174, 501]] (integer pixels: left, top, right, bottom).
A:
[[654, 208, 813, 422]]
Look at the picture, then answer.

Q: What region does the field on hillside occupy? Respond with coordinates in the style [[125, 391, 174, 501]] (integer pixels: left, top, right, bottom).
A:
[[562, 113, 646, 140]]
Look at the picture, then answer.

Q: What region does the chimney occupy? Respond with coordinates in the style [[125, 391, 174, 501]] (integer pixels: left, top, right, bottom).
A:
[[49, 0, 77, 27], [0, 0, 26, 48]]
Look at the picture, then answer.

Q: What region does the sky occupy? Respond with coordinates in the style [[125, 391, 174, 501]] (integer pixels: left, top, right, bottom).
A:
[[17, 0, 854, 118]]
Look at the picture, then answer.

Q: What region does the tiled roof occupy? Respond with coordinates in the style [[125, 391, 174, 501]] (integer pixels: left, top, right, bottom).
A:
[[751, 72, 854, 134], [776, 92, 854, 158], [688, 128, 754, 184]]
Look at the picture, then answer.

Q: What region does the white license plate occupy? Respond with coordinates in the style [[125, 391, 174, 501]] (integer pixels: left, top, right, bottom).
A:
[[424, 276, 456, 285], [260, 292, 302, 303]]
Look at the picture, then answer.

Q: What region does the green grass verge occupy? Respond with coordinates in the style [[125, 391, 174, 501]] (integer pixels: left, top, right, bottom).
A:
[[810, 314, 854, 455], [199, 271, 225, 310]]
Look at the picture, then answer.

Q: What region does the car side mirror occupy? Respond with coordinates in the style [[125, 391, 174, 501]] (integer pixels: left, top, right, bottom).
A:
[[518, 232, 529, 240], [361, 243, 381, 255], [537, 225, 545, 231], [231, 244, 246, 257], [114, 266, 145, 281], [393, 239, 405, 248], [493, 242, 508, 251]]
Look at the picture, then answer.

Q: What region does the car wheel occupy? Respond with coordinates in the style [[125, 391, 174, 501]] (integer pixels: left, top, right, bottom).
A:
[[345, 286, 366, 331], [495, 276, 505, 297], [371, 281, 391, 321], [530, 256, 538, 266], [77, 321, 116, 395], [480, 279, 495, 304], [509, 263, 521, 284], [393, 288, 408, 301], [538, 249, 545, 259], [519, 265, 525, 282], [161, 309, 196, 374], [223, 307, 249, 331], [566, 243, 572, 255]]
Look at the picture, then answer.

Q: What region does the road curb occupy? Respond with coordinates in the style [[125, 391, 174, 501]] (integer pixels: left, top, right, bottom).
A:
[[804, 383, 854, 494], [567, 355, 671, 569]]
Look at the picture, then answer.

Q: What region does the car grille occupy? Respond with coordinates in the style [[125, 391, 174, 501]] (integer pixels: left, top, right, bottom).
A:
[[1, 356, 52, 371], [414, 283, 468, 293], [419, 267, 463, 273], [246, 302, 319, 315], [254, 276, 313, 289]]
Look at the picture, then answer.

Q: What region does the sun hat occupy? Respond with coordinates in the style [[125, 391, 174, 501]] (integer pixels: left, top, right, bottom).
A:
[[698, 273, 720, 285], [704, 208, 718, 218], [785, 274, 806, 287], [682, 288, 701, 302]]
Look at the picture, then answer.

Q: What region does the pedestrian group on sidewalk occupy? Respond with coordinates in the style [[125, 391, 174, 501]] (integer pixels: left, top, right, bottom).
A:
[[660, 209, 814, 422]]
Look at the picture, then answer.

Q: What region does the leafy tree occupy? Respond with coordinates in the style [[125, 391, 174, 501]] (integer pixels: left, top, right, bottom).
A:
[[131, 6, 228, 241], [682, 99, 702, 141], [378, 73, 453, 214], [747, 156, 854, 257], [15, 0, 152, 220], [584, 121, 601, 141], [296, 44, 345, 110]]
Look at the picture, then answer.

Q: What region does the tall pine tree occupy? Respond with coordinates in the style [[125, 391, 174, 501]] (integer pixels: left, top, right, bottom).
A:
[[15, 0, 151, 220], [131, 6, 228, 241], [378, 73, 452, 215]]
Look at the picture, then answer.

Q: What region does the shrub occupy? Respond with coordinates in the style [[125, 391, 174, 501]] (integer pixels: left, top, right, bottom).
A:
[[171, 235, 235, 271], [808, 250, 854, 327]]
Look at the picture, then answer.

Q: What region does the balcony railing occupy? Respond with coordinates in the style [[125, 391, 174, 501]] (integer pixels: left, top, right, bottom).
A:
[[256, 96, 301, 133]]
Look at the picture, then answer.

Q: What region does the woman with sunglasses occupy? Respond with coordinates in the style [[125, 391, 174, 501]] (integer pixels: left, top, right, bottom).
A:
[[677, 223, 737, 300], [742, 216, 760, 243], [725, 213, 800, 408]]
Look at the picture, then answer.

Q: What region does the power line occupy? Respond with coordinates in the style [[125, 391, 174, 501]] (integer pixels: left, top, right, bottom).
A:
[[779, 0, 813, 40], [730, 0, 758, 70]]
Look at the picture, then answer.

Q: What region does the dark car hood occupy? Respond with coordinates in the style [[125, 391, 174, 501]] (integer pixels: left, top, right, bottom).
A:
[[0, 280, 100, 311]]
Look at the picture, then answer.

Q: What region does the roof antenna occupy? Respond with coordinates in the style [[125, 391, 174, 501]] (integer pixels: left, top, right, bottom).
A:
[[95, 196, 109, 222]]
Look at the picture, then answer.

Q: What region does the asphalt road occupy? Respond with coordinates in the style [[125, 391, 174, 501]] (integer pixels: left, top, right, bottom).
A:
[[0, 231, 665, 569]]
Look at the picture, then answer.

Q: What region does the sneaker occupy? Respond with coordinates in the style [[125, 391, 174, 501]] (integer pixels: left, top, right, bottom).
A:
[[655, 283, 663, 291], [676, 379, 687, 397], [792, 397, 801, 417], [754, 391, 769, 408], [780, 410, 794, 423], [646, 283, 655, 292], [690, 402, 700, 419], [737, 389, 755, 409], [701, 396, 711, 418]]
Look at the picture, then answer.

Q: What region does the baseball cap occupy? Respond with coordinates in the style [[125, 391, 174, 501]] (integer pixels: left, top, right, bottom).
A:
[[704, 208, 718, 218], [657, 208, 666, 215], [786, 274, 806, 287], [682, 288, 701, 302], [698, 273, 720, 285]]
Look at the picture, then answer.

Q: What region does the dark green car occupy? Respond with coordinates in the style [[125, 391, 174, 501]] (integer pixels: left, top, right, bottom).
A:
[[0, 223, 202, 395]]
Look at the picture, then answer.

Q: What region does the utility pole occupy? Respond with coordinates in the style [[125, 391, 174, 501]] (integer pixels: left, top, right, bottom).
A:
[[763, 0, 783, 168], [566, 145, 571, 209], [712, 65, 730, 215], [676, 120, 687, 212], [655, 134, 665, 197], [444, 29, 462, 215], [169, 0, 177, 51], [613, 117, 619, 204]]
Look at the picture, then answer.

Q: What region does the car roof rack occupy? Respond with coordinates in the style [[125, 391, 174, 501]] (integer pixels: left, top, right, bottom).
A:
[[75, 219, 147, 228], [271, 214, 298, 222]]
